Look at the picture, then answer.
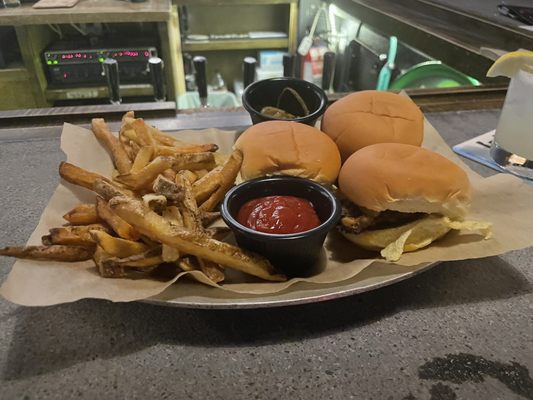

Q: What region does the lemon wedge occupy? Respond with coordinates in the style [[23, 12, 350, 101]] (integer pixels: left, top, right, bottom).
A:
[[486, 50, 533, 78]]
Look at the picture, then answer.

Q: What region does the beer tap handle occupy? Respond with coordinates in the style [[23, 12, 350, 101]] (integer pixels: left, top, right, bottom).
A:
[[148, 57, 165, 102], [103, 58, 121, 105], [243, 57, 256, 89], [283, 53, 295, 77], [193, 55, 208, 107], [321, 51, 336, 92]]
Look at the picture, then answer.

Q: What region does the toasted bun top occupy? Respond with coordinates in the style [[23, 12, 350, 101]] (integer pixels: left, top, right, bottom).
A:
[[235, 121, 341, 185], [321, 90, 424, 161], [338, 143, 472, 219]]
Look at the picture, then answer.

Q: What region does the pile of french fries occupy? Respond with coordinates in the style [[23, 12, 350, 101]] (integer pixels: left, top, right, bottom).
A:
[[0, 112, 286, 283]]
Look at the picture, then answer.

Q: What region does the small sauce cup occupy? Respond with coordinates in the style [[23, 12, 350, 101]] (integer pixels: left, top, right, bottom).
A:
[[242, 77, 328, 126], [221, 176, 340, 277]]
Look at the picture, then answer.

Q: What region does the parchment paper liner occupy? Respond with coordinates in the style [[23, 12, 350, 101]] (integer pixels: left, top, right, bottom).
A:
[[2, 119, 533, 306]]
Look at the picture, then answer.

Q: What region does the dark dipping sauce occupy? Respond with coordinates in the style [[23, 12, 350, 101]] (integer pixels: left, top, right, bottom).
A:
[[237, 195, 321, 234]]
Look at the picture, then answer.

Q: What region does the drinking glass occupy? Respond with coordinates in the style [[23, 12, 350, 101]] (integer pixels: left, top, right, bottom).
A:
[[491, 68, 533, 179]]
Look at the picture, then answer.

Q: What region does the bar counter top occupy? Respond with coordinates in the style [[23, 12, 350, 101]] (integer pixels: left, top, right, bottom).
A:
[[0, 109, 532, 400], [0, 0, 170, 26]]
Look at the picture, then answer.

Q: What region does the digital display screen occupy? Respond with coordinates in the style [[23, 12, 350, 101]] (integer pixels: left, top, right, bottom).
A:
[[108, 50, 151, 58], [61, 53, 96, 60], [45, 48, 157, 66]]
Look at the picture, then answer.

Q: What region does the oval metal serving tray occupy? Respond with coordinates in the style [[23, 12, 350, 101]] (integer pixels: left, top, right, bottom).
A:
[[145, 261, 439, 309]]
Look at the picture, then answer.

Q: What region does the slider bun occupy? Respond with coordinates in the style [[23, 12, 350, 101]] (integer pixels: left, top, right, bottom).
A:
[[338, 143, 472, 219], [321, 90, 424, 161], [235, 121, 341, 185]]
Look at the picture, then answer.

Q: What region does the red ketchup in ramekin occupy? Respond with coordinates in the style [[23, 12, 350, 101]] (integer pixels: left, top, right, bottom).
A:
[[237, 195, 320, 235]]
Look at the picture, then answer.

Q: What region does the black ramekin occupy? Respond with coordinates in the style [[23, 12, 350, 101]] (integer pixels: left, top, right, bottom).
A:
[[242, 77, 328, 126], [221, 176, 341, 277]]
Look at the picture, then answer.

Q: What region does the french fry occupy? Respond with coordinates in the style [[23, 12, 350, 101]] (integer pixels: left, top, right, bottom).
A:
[[163, 206, 184, 227], [199, 149, 243, 212], [42, 223, 109, 247], [204, 226, 231, 239], [0, 245, 93, 262], [91, 118, 132, 174], [122, 130, 141, 148], [116, 153, 215, 190], [177, 256, 197, 272], [162, 244, 181, 262], [121, 140, 136, 161], [93, 179, 133, 201], [139, 235, 159, 248], [199, 210, 221, 227], [63, 204, 101, 225], [59, 163, 134, 196], [120, 111, 214, 155], [180, 210, 196, 231], [176, 257, 221, 284], [103, 256, 162, 269], [59, 162, 111, 191], [142, 194, 167, 214], [121, 110, 135, 126], [102, 247, 163, 269], [67, 224, 109, 234], [118, 131, 135, 161], [109, 196, 286, 281], [214, 152, 229, 166], [128, 140, 141, 159], [90, 230, 148, 258], [172, 152, 217, 171], [149, 127, 183, 147], [192, 166, 223, 204], [179, 169, 198, 184], [131, 118, 157, 148], [130, 145, 154, 174], [149, 126, 216, 149], [121, 128, 137, 142], [153, 175, 184, 203], [156, 143, 218, 156], [175, 173, 224, 281], [96, 196, 141, 241], [93, 245, 129, 278], [195, 169, 209, 179], [162, 168, 177, 181], [94, 241, 160, 278], [197, 258, 225, 283], [175, 172, 201, 230], [114, 157, 174, 190]]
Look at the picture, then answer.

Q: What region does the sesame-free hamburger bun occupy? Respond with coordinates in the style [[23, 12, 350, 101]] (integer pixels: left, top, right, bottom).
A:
[[339, 142, 472, 219], [321, 90, 424, 161], [235, 121, 341, 185], [337, 143, 490, 261]]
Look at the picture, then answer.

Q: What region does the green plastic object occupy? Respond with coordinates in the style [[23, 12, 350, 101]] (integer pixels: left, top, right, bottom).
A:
[[376, 36, 398, 91], [389, 61, 480, 90]]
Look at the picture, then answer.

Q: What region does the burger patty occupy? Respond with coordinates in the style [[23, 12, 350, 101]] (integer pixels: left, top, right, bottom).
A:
[[339, 200, 426, 234]]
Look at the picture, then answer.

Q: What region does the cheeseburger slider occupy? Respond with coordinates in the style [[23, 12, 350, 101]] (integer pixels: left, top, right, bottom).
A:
[[321, 90, 424, 161], [337, 143, 491, 261], [235, 120, 341, 185]]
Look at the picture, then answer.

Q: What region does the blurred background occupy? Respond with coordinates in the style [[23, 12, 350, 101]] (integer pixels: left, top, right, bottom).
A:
[[0, 0, 531, 111]]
